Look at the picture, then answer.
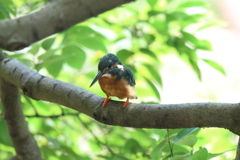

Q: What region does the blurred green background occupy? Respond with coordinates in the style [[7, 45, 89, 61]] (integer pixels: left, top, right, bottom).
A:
[[0, 0, 238, 159]]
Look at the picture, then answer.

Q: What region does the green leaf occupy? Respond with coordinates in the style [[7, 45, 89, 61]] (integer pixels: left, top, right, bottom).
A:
[[166, 12, 188, 22], [152, 129, 167, 140], [62, 25, 107, 46], [0, 118, 12, 147], [77, 37, 107, 52], [36, 54, 68, 70], [172, 128, 198, 144], [203, 59, 226, 75], [59, 154, 70, 160], [180, 48, 202, 80], [125, 64, 137, 73], [148, 10, 162, 17], [116, 49, 134, 63], [176, 135, 197, 147], [192, 148, 208, 160], [181, 31, 198, 45], [163, 144, 190, 157], [46, 56, 63, 77], [178, 1, 207, 9], [42, 37, 55, 50], [18, 59, 34, 68], [181, 31, 212, 51], [150, 18, 168, 32], [47, 137, 60, 148], [139, 48, 158, 60], [0, 3, 10, 19], [6, 52, 24, 59], [167, 37, 185, 54], [197, 22, 218, 31], [144, 64, 162, 87], [144, 34, 155, 45], [146, 0, 158, 7], [38, 49, 58, 61], [77, 26, 107, 40], [62, 45, 86, 69], [167, 0, 207, 13], [61, 145, 82, 159], [144, 77, 161, 101], [189, 57, 201, 80], [181, 14, 205, 28], [28, 43, 40, 55], [168, 129, 184, 136], [196, 39, 212, 51], [150, 141, 167, 160], [169, 155, 191, 160], [208, 149, 236, 159], [37, 55, 67, 77], [124, 139, 143, 153], [42, 146, 56, 159]]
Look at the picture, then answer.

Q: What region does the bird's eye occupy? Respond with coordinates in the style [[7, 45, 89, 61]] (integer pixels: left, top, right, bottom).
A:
[[108, 65, 111, 68]]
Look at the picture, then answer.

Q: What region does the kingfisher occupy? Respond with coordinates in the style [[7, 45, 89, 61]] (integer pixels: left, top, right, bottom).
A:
[[89, 53, 137, 107]]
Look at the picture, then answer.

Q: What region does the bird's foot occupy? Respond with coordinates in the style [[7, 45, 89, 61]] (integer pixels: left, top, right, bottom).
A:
[[102, 97, 111, 107], [122, 98, 129, 108]]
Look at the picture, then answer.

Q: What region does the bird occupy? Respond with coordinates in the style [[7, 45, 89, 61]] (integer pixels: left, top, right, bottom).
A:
[[89, 53, 137, 107]]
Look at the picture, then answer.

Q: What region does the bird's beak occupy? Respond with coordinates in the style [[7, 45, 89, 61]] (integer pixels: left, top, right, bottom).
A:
[[89, 70, 107, 87]]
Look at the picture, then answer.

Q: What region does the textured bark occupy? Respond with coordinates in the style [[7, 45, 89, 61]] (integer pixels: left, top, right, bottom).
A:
[[0, 0, 135, 51], [1, 53, 240, 136], [0, 54, 42, 160]]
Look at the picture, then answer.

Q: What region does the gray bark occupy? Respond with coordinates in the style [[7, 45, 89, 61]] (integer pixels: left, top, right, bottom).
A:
[[0, 0, 135, 51], [0, 53, 42, 160]]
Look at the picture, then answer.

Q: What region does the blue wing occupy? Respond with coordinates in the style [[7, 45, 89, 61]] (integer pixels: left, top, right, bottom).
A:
[[109, 66, 135, 86], [123, 67, 136, 86]]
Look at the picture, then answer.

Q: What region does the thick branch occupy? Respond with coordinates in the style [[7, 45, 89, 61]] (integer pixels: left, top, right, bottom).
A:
[[0, 0, 135, 51], [0, 55, 240, 136], [0, 65, 42, 159]]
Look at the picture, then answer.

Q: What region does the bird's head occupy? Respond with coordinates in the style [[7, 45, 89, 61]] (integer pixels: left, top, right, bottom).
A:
[[89, 53, 122, 87]]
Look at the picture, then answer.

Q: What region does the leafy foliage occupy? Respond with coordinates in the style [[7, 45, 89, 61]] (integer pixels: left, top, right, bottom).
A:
[[0, 0, 236, 160]]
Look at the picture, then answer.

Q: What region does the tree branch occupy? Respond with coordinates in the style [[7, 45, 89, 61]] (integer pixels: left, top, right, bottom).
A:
[[0, 52, 240, 136], [25, 112, 80, 118], [0, 54, 42, 160], [0, 0, 135, 51]]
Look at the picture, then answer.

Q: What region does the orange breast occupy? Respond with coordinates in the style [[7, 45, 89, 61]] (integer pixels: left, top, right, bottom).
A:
[[98, 75, 137, 99]]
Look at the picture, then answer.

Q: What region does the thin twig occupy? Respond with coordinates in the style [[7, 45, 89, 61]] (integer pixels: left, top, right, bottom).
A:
[[166, 129, 174, 157], [76, 115, 116, 155], [25, 112, 80, 118]]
